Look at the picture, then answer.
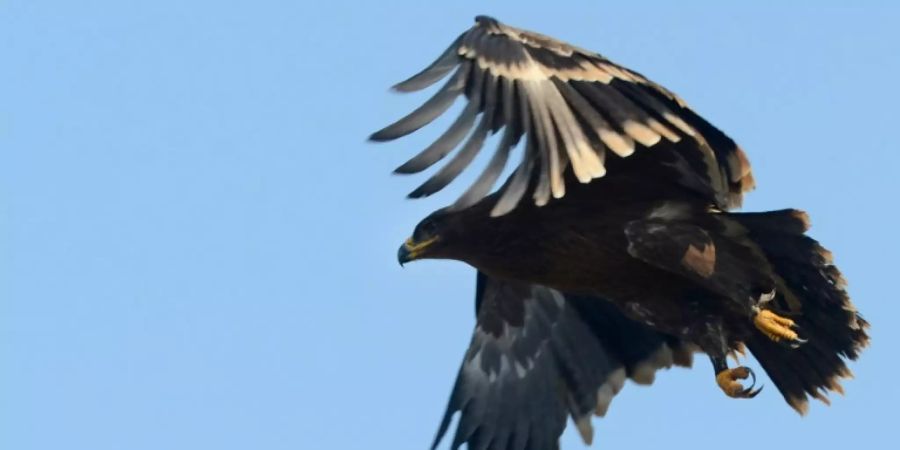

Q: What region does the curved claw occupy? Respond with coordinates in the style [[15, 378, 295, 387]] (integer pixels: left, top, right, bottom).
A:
[[742, 367, 764, 398], [785, 336, 808, 350], [755, 309, 806, 348], [717, 366, 764, 399]]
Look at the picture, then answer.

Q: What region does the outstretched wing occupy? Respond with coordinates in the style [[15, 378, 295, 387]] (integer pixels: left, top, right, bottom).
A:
[[432, 273, 693, 450], [371, 16, 753, 216]]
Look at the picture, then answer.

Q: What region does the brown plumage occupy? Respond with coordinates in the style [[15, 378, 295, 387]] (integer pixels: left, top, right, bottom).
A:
[[374, 16, 868, 450]]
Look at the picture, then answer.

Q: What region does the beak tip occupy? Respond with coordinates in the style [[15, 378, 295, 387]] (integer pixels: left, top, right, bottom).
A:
[[397, 244, 412, 266]]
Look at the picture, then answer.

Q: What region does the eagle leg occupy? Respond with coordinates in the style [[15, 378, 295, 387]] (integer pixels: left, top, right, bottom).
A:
[[711, 356, 762, 399], [753, 309, 806, 348]]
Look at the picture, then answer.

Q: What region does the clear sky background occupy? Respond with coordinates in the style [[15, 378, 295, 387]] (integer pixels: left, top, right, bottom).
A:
[[2, 1, 898, 449]]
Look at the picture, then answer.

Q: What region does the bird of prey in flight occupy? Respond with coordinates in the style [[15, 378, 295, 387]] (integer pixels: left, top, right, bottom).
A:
[[371, 15, 868, 450]]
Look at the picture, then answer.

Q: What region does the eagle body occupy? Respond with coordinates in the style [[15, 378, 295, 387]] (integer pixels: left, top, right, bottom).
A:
[[418, 173, 768, 363], [371, 16, 869, 450], [457, 200, 709, 324]]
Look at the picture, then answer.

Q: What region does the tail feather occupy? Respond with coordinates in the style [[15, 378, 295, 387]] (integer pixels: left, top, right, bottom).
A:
[[731, 209, 869, 413]]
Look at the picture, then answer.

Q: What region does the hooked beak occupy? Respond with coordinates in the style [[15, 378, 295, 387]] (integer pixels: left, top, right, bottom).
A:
[[397, 236, 438, 266]]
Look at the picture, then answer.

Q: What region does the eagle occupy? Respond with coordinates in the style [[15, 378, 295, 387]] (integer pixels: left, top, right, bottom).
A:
[[371, 16, 869, 450]]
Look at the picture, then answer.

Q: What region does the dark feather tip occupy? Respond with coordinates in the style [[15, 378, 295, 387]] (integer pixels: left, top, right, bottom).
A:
[[474, 15, 498, 25]]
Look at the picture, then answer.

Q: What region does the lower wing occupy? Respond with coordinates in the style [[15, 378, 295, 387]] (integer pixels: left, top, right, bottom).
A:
[[432, 272, 694, 450]]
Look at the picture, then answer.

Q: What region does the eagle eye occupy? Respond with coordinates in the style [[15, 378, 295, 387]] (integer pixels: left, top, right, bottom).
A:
[[415, 218, 439, 241]]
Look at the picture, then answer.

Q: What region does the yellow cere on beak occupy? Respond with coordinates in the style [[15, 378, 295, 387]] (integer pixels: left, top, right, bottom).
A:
[[404, 236, 438, 260], [398, 235, 440, 266]]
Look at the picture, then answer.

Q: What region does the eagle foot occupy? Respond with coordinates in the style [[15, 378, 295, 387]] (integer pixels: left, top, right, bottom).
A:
[[716, 366, 762, 398], [754, 309, 806, 348]]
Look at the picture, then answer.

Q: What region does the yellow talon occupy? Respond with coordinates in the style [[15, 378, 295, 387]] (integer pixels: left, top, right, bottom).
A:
[[754, 309, 800, 343], [716, 366, 760, 398]]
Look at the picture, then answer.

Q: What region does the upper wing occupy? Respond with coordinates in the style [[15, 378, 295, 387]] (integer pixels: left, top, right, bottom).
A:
[[432, 272, 693, 450], [371, 16, 753, 216]]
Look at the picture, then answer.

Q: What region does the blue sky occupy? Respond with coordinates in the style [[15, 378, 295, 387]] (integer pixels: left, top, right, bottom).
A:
[[2, 1, 898, 449]]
